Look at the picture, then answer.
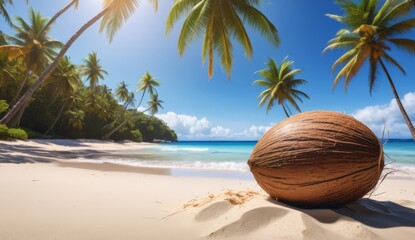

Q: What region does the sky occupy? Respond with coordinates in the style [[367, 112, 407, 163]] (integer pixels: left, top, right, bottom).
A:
[[2, 0, 415, 140]]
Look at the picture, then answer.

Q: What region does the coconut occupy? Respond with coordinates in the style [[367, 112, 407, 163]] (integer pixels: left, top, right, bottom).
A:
[[248, 111, 384, 208]]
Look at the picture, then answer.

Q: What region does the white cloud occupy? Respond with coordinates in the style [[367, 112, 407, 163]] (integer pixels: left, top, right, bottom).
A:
[[136, 106, 148, 114], [211, 126, 232, 137], [155, 112, 211, 138], [155, 111, 274, 140], [352, 92, 415, 138]]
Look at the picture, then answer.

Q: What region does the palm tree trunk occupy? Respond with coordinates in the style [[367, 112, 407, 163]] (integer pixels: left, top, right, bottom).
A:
[[0, 6, 111, 125], [11, 70, 30, 105], [104, 107, 150, 140], [104, 89, 151, 140], [40, 0, 77, 34], [44, 101, 67, 136], [8, 100, 28, 128], [379, 57, 415, 141], [137, 89, 146, 108]]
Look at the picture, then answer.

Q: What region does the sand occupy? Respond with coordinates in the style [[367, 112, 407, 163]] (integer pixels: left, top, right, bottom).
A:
[[0, 140, 414, 240]]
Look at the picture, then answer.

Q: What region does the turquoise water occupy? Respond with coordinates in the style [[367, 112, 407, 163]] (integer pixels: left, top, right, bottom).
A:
[[382, 140, 415, 165], [90, 140, 415, 177]]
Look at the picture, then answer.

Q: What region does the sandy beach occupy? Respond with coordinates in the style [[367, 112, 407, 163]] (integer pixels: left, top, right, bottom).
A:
[[0, 140, 414, 240]]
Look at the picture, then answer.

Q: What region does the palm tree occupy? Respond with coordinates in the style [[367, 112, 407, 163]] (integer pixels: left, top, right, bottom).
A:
[[40, 0, 79, 35], [147, 93, 163, 116], [44, 56, 81, 135], [115, 81, 130, 107], [324, 0, 415, 140], [85, 91, 109, 120], [66, 109, 85, 131], [0, 0, 28, 26], [125, 91, 136, 109], [7, 8, 63, 99], [254, 57, 309, 118], [104, 81, 134, 133], [137, 71, 159, 106], [0, 0, 159, 125], [103, 71, 159, 140], [3, 9, 63, 127], [166, 0, 280, 78], [81, 52, 108, 92], [0, 53, 17, 89], [0, 0, 13, 25]]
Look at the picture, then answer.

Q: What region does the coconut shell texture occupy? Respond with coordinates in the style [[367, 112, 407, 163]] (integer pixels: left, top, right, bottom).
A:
[[248, 111, 384, 208]]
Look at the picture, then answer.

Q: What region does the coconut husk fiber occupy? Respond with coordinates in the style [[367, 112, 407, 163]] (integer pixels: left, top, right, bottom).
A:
[[248, 111, 384, 208]]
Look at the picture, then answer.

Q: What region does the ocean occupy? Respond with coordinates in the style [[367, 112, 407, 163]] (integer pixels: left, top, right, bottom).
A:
[[82, 140, 415, 179]]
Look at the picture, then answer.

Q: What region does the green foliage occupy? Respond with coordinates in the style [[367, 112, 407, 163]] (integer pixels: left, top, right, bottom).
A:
[[1, 6, 176, 142], [7, 128, 28, 140], [166, 0, 279, 78], [15, 78, 176, 142], [0, 124, 8, 139], [254, 57, 309, 117], [22, 128, 43, 139], [0, 124, 28, 140], [130, 129, 142, 142], [325, 0, 415, 91], [0, 100, 8, 113]]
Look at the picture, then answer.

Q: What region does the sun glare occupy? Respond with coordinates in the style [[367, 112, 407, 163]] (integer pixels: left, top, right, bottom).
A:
[[82, 0, 103, 11]]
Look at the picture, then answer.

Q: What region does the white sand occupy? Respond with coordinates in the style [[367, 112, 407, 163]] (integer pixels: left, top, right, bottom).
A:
[[0, 140, 414, 240]]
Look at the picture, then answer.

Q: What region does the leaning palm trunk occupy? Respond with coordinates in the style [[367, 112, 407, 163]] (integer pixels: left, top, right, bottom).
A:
[[103, 106, 150, 140], [104, 89, 148, 140], [11, 70, 30, 105], [8, 100, 28, 128], [44, 101, 67, 136], [40, 0, 77, 35], [379, 58, 415, 140], [0, 6, 111, 125]]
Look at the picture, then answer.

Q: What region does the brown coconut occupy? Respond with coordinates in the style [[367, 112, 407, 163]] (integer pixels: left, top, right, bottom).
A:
[[248, 111, 384, 208]]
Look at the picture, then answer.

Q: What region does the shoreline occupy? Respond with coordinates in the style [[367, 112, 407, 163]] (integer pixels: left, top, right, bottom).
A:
[[1, 139, 415, 239], [1, 139, 414, 180]]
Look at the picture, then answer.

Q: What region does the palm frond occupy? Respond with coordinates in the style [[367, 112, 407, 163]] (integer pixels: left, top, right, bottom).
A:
[[323, 37, 360, 53], [100, 0, 140, 43], [376, 0, 415, 26], [326, 14, 344, 23], [333, 54, 356, 91], [331, 48, 358, 73], [253, 79, 271, 87], [216, 9, 233, 78], [0, 0, 13, 25], [149, 0, 158, 11], [292, 89, 310, 100], [382, 52, 406, 75], [281, 69, 301, 82], [177, 1, 205, 56], [166, 0, 202, 35], [387, 38, 415, 54], [380, 18, 415, 38], [222, 1, 252, 58], [344, 43, 370, 88], [368, 55, 378, 93], [0, 45, 27, 61], [231, 0, 280, 47]]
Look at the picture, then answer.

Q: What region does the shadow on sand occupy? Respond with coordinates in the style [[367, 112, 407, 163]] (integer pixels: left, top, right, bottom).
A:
[[267, 197, 415, 229], [0, 141, 171, 175], [0, 141, 107, 164]]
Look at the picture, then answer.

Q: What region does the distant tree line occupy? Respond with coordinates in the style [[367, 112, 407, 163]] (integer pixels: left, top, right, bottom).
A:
[[0, 7, 176, 142]]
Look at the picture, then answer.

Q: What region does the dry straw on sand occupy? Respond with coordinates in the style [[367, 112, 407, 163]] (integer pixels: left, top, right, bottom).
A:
[[248, 111, 384, 208], [183, 190, 260, 209]]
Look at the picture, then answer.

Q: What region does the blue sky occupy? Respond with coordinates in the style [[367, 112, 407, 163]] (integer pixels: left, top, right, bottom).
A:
[[2, 0, 415, 140]]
